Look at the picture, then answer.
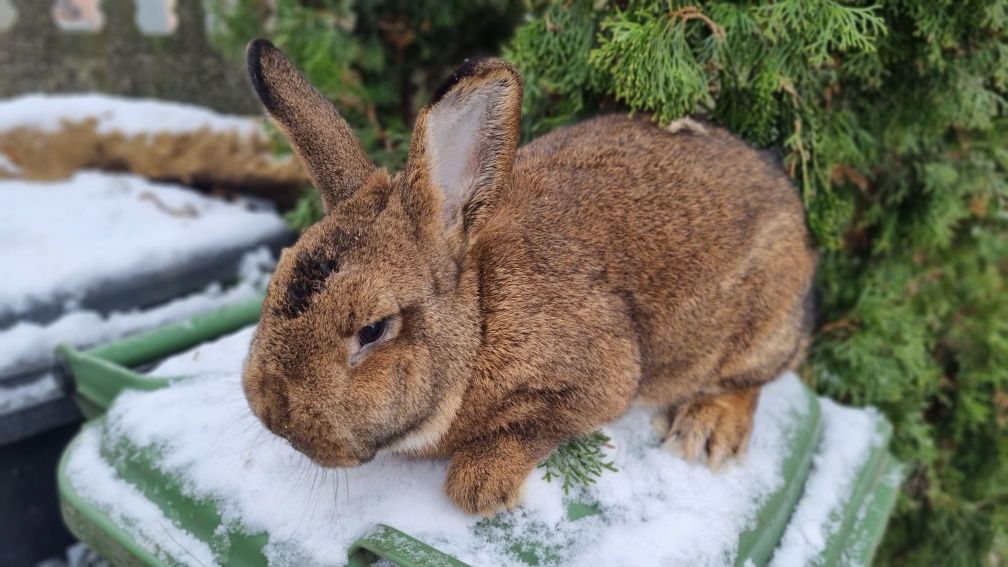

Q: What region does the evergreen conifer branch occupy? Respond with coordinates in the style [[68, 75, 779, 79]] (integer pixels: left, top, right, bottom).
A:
[[538, 431, 618, 495]]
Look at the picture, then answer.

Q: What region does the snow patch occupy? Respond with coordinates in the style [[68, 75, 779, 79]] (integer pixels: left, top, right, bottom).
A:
[[0, 151, 20, 174], [0, 93, 261, 137], [0, 171, 288, 320], [0, 374, 60, 414], [770, 399, 883, 566], [65, 428, 217, 566], [0, 248, 274, 379]]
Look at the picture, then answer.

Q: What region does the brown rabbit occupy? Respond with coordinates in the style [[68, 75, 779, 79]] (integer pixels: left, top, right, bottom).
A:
[[241, 39, 816, 516]]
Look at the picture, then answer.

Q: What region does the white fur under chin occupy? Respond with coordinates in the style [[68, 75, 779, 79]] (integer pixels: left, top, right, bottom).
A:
[[387, 421, 447, 454], [387, 389, 464, 455]]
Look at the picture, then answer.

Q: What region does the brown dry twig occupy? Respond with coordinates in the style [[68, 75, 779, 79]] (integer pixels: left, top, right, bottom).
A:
[[670, 6, 725, 40], [139, 191, 199, 218], [819, 317, 858, 334], [830, 164, 869, 191]]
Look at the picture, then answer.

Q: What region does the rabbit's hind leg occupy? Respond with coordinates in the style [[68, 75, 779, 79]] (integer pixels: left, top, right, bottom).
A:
[[651, 292, 812, 469], [655, 386, 760, 469]]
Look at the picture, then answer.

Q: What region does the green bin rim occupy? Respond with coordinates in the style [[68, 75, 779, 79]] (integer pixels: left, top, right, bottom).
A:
[[56, 296, 266, 417], [58, 423, 470, 567], [59, 426, 168, 567]]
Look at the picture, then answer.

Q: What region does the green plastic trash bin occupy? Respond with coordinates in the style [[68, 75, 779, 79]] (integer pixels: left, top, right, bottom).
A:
[[55, 300, 901, 566]]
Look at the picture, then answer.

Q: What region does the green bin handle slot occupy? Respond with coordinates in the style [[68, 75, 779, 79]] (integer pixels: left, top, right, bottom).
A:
[[56, 295, 265, 417], [347, 525, 472, 567], [57, 346, 173, 419]]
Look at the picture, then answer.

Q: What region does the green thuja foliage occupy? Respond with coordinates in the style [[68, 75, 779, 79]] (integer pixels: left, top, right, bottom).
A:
[[283, 186, 325, 231], [207, 0, 523, 230], [539, 431, 618, 495], [507, 0, 1007, 563]]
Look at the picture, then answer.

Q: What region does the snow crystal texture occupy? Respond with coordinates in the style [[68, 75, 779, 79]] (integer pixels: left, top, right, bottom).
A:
[[65, 427, 217, 567]]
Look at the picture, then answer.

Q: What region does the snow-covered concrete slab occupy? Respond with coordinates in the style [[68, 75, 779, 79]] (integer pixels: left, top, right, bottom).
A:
[[63, 326, 890, 566]]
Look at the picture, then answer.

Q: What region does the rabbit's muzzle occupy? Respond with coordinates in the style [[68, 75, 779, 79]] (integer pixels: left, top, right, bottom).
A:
[[243, 368, 375, 468], [284, 430, 375, 468]]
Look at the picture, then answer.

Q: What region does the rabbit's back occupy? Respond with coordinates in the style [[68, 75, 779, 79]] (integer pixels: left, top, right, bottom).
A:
[[486, 114, 815, 402]]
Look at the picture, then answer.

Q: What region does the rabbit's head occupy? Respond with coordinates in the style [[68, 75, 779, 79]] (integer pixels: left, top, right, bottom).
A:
[[242, 40, 522, 466]]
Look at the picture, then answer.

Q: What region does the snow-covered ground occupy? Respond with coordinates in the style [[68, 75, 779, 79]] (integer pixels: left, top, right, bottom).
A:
[[0, 93, 262, 137], [64, 327, 889, 567], [0, 171, 288, 322]]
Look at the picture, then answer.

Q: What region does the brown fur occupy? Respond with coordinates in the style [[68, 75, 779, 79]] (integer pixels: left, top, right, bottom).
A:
[[241, 40, 816, 515]]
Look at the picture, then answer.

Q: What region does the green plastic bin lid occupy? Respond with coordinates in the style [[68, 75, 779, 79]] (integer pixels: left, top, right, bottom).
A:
[[56, 303, 901, 566]]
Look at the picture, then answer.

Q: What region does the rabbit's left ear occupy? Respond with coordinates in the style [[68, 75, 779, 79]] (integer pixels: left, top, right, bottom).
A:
[[246, 39, 375, 212], [404, 58, 522, 233]]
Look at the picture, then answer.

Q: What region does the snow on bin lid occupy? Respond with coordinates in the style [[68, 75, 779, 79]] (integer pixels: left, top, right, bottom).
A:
[[0, 247, 273, 381], [63, 327, 888, 566], [0, 172, 288, 321]]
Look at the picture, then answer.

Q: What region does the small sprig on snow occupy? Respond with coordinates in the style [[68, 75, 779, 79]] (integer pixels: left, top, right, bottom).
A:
[[539, 431, 618, 495]]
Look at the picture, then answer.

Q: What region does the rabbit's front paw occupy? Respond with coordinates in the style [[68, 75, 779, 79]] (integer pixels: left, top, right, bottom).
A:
[[444, 443, 529, 516], [661, 386, 760, 469]]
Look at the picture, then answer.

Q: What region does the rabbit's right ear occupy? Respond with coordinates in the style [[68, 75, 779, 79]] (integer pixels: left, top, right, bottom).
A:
[[246, 39, 375, 211], [403, 58, 522, 237]]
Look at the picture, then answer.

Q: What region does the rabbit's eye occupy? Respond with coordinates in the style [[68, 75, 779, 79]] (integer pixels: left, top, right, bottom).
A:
[[358, 318, 388, 346]]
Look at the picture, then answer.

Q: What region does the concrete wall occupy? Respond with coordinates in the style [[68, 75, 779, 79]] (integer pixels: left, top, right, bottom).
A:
[[0, 0, 258, 113]]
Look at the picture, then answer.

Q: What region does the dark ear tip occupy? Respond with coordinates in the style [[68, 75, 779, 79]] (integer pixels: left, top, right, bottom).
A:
[[246, 38, 275, 64], [430, 57, 520, 106], [246, 38, 278, 107]]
